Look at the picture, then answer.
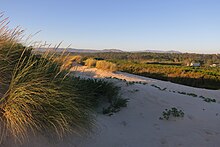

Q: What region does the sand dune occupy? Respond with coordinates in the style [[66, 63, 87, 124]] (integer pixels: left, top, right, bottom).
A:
[[6, 66, 220, 147]]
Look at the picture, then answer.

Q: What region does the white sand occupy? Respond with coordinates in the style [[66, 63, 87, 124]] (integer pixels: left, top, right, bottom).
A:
[[5, 66, 220, 147]]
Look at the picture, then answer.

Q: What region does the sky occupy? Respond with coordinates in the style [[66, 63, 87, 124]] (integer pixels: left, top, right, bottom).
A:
[[1, 0, 220, 53]]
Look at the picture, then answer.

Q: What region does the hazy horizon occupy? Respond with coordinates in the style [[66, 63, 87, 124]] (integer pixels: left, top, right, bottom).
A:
[[2, 0, 220, 54]]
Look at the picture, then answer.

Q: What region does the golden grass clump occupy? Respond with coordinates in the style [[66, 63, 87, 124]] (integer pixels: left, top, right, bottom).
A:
[[84, 58, 97, 67], [71, 55, 83, 63], [59, 55, 83, 69], [53, 52, 73, 70], [96, 60, 117, 72], [0, 14, 93, 143]]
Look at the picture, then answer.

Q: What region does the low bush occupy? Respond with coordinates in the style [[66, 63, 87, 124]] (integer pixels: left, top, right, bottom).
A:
[[159, 107, 184, 120], [103, 98, 128, 116], [70, 77, 122, 107], [72, 77, 128, 116]]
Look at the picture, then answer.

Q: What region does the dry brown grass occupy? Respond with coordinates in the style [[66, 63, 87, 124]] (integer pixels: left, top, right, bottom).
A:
[[84, 58, 97, 67], [96, 60, 117, 72]]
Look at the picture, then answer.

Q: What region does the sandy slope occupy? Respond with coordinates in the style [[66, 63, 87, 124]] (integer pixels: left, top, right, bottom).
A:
[[5, 66, 220, 147]]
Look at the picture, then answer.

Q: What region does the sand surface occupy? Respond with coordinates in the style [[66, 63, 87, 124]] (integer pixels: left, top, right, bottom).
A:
[[5, 66, 220, 147]]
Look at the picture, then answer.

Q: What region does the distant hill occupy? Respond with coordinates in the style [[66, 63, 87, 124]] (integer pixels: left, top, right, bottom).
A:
[[133, 49, 181, 53], [102, 49, 123, 52], [35, 48, 124, 53], [35, 48, 181, 53]]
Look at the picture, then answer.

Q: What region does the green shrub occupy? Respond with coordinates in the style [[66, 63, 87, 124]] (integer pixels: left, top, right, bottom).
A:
[[70, 77, 122, 107], [71, 77, 128, 116], [103, 98, 128, 116], [159, 107, 184, 120]]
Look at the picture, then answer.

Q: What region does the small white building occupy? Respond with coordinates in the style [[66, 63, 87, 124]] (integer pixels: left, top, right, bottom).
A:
[[190, 62, 200, 67], [210, 63, 219, 67]]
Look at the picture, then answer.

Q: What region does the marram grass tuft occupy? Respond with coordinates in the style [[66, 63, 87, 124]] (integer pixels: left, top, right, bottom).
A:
[[0, 14, 94, 143]]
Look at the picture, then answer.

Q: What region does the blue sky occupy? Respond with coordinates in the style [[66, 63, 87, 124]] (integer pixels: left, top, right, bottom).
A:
[[2, 0, 220, 53]]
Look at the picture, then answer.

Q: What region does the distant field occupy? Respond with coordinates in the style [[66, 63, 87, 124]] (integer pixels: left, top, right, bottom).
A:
[[110, 60, 220, 89], [70, 52, 220, 66], [69, 52, 220, 89]]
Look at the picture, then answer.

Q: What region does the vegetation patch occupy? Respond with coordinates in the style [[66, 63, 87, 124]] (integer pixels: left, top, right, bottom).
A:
[[159, 107, 184, 120], [187, 93, 198, 97], [126, 81, 135, 86], [175, 91, 216, 103], [151, 84, 167, 91], [105, 77, 147, 86], [199, 96, 216, 103], [103, 98, 128, 116], [128, 89, 139, 93], [176, 91, 197, 97], [71, 77, 124, 108], [150, 84, 216, 103]]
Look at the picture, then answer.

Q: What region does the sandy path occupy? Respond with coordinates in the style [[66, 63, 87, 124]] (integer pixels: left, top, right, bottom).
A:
[[5, 66, 220, 147]]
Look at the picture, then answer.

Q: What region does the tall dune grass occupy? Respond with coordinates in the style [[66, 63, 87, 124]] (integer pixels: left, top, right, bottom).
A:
[[0, 14, 94, 143], [0, 14, 125, 144], [2, 54, 94, 141]]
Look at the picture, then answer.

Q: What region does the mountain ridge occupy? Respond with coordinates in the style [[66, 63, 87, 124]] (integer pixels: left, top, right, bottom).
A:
[[35, 48, 182, 53]]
